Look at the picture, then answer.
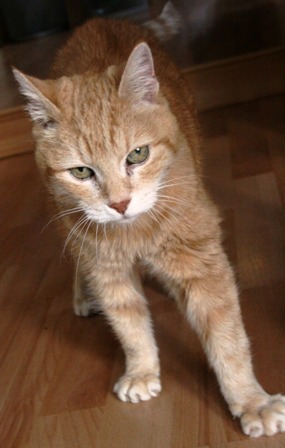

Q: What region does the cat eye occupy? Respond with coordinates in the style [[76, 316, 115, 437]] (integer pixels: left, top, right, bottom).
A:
[[69, 167, 95, 180], [126, 145, 149, 165]]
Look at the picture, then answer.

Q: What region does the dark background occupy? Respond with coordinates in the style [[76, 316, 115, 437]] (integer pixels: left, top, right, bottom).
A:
[[1, 0, 285, 64]]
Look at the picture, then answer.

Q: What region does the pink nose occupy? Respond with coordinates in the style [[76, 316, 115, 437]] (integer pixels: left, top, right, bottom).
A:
[[109, 199, 130, 215]]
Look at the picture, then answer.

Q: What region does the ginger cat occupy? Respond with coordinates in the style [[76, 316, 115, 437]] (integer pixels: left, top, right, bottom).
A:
[[14, 2, 285, 438]]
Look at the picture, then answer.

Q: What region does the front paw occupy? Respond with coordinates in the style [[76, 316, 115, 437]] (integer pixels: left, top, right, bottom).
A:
[[113, 373, 162, 403], [240, 394, 285, 437]]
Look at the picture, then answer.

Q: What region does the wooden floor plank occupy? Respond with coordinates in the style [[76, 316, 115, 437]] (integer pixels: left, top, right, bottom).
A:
[[233, 173, 284, 288]]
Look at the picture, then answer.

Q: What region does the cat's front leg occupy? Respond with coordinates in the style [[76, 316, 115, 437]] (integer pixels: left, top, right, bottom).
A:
[[169, 249, 285, 437], [85, 267, 161, 403]]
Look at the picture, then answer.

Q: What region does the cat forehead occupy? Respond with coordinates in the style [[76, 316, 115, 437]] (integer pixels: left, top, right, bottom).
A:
[[66, 81, 127, 138], [59, 64, 159, 123], [62, 75, 153, 134], [57, 72, 119, 115]]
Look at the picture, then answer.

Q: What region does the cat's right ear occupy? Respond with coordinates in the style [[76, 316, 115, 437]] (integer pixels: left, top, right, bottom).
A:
[[13, 68, 60, 128]]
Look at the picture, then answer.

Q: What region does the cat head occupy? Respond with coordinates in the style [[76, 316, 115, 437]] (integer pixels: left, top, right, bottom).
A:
[[14, 43, 180, 225]]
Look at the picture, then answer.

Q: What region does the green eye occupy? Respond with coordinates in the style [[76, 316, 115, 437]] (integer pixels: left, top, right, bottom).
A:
[[127, 145, 149, 165], [70, 167, 94, 180]]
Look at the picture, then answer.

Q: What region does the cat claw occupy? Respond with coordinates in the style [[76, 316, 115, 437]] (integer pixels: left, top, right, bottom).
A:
[[113, 373, 161, 403]]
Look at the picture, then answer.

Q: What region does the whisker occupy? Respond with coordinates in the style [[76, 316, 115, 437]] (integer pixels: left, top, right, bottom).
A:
[[69, 216, 92, 252], [158, 174, 192, 185], [94, 223, 99, 260], [74, 219, 92, 294], [41, 206, 84, 233], [157, 181, 193, 192], [147, 208, 161, 226], [153, 201, 192, 231], [103, 223, 111, 251], [152, 205, 175, 229], [157, 175, 193, 189], [61, 215, 89, 259], [157, 194, 190, 208]]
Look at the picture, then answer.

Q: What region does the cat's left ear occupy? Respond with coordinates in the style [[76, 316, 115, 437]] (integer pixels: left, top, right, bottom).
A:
[[118, 42, 159, 104]]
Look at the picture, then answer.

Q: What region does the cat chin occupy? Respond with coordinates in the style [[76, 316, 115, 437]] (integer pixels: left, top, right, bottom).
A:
[[103, 215, 137, 225], [86, 209, 137, 225], [116, 216, 137, 225]]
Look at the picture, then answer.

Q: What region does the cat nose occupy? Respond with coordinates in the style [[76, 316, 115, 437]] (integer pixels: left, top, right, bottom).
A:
[[109, 199, 130, 215]]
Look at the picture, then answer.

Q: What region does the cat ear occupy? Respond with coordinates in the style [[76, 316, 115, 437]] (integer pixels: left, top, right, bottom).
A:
[[118, 42, 159, 104], [13, 68, 60, 127]]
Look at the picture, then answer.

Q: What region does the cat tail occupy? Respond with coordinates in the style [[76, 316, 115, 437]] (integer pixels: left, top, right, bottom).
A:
[[143, 1, 182, 43]]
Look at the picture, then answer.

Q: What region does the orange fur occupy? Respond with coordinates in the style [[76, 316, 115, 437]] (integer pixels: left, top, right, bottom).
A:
[[14, 12, 285, 437]]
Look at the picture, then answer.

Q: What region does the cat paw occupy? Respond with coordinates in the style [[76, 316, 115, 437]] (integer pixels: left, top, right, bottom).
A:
[[240, 394, 285, 437], [113, 373, 161, 403], [73, 299, 100, 317]]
